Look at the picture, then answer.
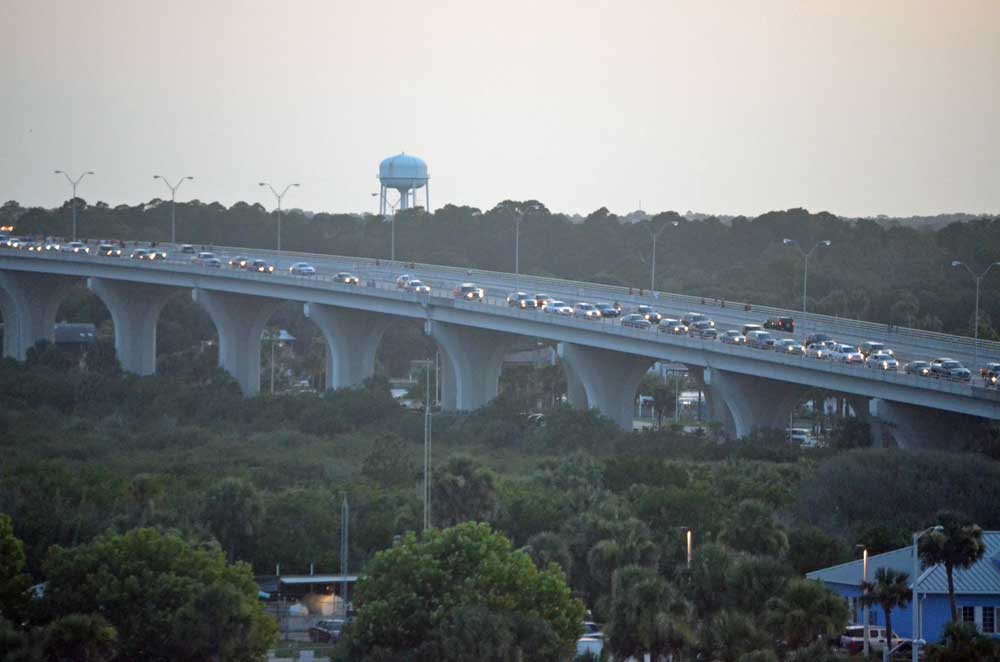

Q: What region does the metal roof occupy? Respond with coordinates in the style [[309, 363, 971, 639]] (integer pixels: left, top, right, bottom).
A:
[[807, 531, 1000, 595], [278, 574, 358, 585]]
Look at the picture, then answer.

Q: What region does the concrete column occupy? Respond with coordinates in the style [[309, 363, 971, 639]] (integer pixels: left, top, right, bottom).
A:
[[703, 368, 806, 438], [304, 302, 395, 390], [192, 289, 280, 395], [0, 271, 79, 360], [87, 278, 179, 375], [562, 357, 589, 409], [557, 343, 654, 429], [872, 399, 979, 451], [424, 320, 520, 412]]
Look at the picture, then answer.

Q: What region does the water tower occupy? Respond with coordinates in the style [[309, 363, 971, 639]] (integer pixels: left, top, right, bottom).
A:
[[378, 153, 429, 216]]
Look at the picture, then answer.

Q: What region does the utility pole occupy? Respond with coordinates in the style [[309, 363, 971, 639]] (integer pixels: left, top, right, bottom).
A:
[[340, 494, 349, 612], [422, 353, 436, 531]]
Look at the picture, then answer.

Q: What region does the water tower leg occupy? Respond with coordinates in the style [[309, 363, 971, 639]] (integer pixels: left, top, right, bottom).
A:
[[425, 181, 430, 213]]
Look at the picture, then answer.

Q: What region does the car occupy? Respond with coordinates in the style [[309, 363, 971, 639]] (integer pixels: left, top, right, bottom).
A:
[[534, 293, 552, 308], [229, 255, 250, 269], [334, 272, 360, 285], [773, 338, 805, 355], [308, 618, 346, 644], [688, 320, 718, 339], [0, 233, 9, 246], [543, 300, 573, 316], [193, 251, 217, 264], [741, 323, 764, 337], [804, 332, 834, 346], [576, 637, 603, 658], [507, 292, 537, 309], [595, 303, 620, 318], [747, 330, 776, 349], [62, 241, 90, 254], [582, 621, 604, 639], [866, 352, 899, 370], [97, 243, 123, 257], [395, 274, 413, 288], [43, 240, 61, 251], [250, 259, 275, 274], [146, 249, 167, 260], [635, 305, 662, 324], [830, 343, 864, 364], [719, 329, 747, 345], [573, 302, 601, 319], [179, 244, 196, 254], [930, 358, 971, 382], [763, 316, 795, 333], [859, 341, 893, 358], [980, 362, 1000, 387], [23, 240, 45, 252], [289, 262, 317, 275], [905, 360, 931, 377], [682, 312, 714, 328], [621, 313, 651, 329], [658, 318, 688, 335], [406, 279, 431, 294], [202, 257, 221, 268], [454, 283, 484, 301], [805, 343, 832, 359], [7, 237, 27, 249], [786, 427, 812, 446], [131, 248, 149, 260], [839, 625, 909, 654]]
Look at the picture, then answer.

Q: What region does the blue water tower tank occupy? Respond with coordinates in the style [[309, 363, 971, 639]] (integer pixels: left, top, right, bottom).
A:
[[378, 153, 429, 213]]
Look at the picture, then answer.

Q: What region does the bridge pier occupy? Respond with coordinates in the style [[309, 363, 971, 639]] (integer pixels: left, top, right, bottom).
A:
[[304, 303, 395, 390], [87, 278, 178, 375], [704, 367, 806, 438], [0, 271, 79, 360], [872, 399, 979, 450], [193, 288, 280, 395], [425, 321, 520, 412], [557, 343, 654, 429]]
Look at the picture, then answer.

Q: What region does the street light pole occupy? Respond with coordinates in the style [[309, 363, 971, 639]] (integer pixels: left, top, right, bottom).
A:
[[514, 211, 523, 290], [650, 220, 678, 292], [258, 182, 300, 251], [911, 525, 943, 662], [782, 239, 832, 313], [153, 175, 193, 244], [54, 170, 94, 240], [686, 528, 693, 569], [951, 261, 1000, 368]]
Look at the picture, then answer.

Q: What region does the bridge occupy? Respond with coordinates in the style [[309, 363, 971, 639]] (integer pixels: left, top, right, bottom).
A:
[[1, 243, 998, 449]]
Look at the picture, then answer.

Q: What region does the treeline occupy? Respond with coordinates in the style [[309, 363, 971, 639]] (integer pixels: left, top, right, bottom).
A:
[[4, 199, 1000, 338]]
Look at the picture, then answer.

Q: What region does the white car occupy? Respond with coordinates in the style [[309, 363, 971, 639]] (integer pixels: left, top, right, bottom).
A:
[[395, 274, 413, 288], [289, 262, 316, 275], [62, 241, 90, 254], [573, 302, 601, 320], [544, 300, 573, 316], [830, 344, 864, 364], [406, 279, 431, 294], [866, 352, 899, 370], [193, 251, 217, 265], [805, 343, 832, 359], [334, 272, 360, 285]]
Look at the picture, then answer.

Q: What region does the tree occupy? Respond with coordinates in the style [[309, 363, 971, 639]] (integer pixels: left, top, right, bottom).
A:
[[766, 578, 849, 650], [169, 582, 278, 662], [699, 609, 771, 662], [718, 500, 789, 557], [43, 613, 118, 662], [925, 621, 1000, 662], [346, 523, 584, 662], [787, 526, 852, 575], [201, 479, 263, 563], [859, 568, 911, 656], [605, 565, 693, 662], [918, 511, 987, 623], [0, 513, 30, 625], [360, 434, 416, 488], [40, 528, 277, 662], [432, 457, 498, 528], [522, 531, 572, 574]]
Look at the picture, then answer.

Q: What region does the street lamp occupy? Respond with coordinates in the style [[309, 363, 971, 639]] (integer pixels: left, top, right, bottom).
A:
[[951, 260, 1000, 368], [53, 170, 94, 240], [258, 182, 300, 251], [782, 238, 832, 313], [911, 525, 944, 662], [649, 220, 679, 292], [153, 175, 193, 244], [855, 544, 870, 657], [686, 528, 693, 569]]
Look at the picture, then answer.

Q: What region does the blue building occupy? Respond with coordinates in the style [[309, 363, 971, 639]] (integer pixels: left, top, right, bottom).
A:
[[807, 532, 1000, 644]]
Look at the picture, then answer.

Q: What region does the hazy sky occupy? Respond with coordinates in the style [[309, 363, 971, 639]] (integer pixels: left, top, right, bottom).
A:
[[2, 0, 998, 217]]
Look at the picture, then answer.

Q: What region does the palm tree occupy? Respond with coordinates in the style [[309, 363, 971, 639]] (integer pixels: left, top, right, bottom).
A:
[[860, 567, 912, 655], [606, 565, 693, 662], [918, 511, 987, 622]]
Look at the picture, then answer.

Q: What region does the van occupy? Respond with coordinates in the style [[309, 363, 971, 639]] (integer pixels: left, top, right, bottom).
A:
[[742, 323, 764, 336], [859, 341, 891, 358]]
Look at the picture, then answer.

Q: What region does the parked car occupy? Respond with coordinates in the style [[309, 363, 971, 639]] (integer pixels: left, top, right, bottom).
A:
[[830, 344, 864, 364], [406, 279, 431, 294], [980, 362, 1000, 387], [334, 272, 360, 285], [636, 305, 662, 324], [905, 360, 932, 377], [866, 352, 899, 370], [763, 316, 795, 333], [507, 292, 538, 309], [97, 243, 123, 257], [682, 312, 714, 328], [595, 303, 620, 318], [544, 300, 573, 316], [773, 339, 805, 355], [289, 262, 316, 275], [621, 313, 651, 329], [229, 255, 250, 269], [250, 259, 275, 274], [62, 241, 90, 254], [839, 625, 909, 654], [786, 427, 812, 446], [658, 318, 687, 335], [719, 329, 747, 345], [859, 341, 893, 358], [747, 330, 776, 349], [308, 618, 347, 644], [574, 302, 601, 320], [930, 358, 971, 382], [454, 283, 484, 301], [395, 274, 413, 288]]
